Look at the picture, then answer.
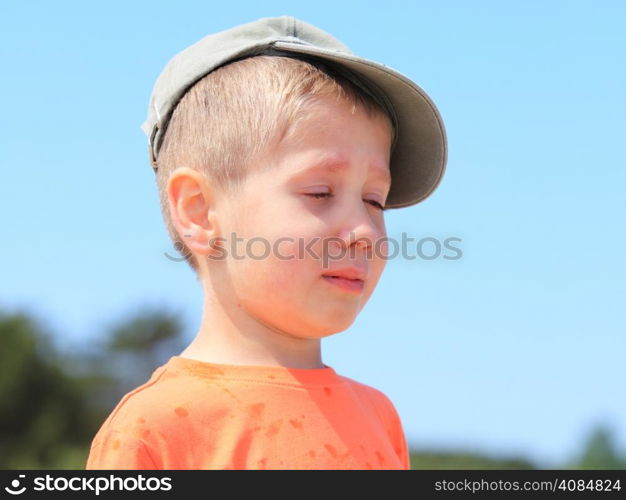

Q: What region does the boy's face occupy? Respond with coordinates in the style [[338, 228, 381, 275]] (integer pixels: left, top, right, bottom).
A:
[[212, 96, 392, 339]]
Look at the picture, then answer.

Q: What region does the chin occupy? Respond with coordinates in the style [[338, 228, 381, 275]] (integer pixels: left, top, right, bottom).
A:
[[315, 317, 358, 337], [286, 315, 357, 340]]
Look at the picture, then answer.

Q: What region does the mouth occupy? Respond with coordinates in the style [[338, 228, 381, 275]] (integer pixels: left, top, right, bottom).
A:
[[322, 275, 365, 293]]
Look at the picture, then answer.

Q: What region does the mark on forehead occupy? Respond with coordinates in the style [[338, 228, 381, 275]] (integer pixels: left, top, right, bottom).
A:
[[317, 155, 349, 172], [296, 154, 391, 185]]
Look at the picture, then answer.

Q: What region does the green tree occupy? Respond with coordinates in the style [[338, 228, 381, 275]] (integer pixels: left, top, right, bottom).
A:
[[0, 310, 101, 468], [0, 305, 187, 469], [410, 450, 536, 470], [573, 424, 626, 470], [85, 306, 187, 412]]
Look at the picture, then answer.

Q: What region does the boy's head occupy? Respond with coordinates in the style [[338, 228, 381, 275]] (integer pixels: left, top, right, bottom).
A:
[[141, 16, 447, 337], [155, 54, 395, 275]]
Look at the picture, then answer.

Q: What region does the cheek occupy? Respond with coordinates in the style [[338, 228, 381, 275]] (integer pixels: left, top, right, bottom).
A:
[[231, 252, 308, 304], [361, 248, 387, 299]]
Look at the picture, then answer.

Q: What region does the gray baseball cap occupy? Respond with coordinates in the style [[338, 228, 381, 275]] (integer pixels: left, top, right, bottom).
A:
[[140, 15, 447, 208]]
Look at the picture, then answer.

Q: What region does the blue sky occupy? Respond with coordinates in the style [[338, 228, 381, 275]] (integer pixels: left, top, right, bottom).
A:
[[1, 0, 624, 467]]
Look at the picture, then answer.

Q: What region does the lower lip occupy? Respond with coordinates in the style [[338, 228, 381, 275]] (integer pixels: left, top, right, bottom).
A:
[[322, 275, 364, 293]]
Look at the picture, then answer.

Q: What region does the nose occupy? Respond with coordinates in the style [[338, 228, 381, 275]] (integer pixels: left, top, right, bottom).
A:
[[334, 198, 385, 253]]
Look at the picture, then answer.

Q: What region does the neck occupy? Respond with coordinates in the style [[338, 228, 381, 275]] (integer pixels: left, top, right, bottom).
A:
[[179, 280, 324, 370]]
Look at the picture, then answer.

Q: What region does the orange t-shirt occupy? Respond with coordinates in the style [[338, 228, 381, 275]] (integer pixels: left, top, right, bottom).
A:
[[86, 356, 410, 470]]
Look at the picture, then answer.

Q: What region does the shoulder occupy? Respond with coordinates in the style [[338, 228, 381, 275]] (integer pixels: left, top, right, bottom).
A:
[[87, 364, 172, 470], [92, 361, 231, 441], [337, 374, 402, 427], [338, 373, 395, 407], [88, 361, 239, 469], [95, 364, 170, 432], [336, 373, 410, 469]]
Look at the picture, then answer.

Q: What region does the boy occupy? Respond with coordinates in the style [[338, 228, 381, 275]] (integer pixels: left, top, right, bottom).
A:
[[86, 15, 447, 470]]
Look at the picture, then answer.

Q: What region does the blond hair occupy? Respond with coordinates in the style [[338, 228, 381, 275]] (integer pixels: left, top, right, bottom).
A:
[[155, 55, 395, 276]]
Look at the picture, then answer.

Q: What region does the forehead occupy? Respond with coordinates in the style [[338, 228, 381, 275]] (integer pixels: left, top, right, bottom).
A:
[[295, 96, 394, 147], [264, 97, 393, 182], [289, 153, 391, 185]]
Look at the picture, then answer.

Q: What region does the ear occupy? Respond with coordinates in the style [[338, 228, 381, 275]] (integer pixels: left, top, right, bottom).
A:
[[167, 167, 221, 257]]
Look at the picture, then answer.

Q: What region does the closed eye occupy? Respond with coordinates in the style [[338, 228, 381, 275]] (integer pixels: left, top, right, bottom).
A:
[[367, 200, 385, 211], [306, 192, 333, 199], [306, 193, 385, 211]]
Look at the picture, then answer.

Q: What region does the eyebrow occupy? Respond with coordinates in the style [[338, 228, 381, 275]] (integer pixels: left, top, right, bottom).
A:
[[293, 156, 392, 185]]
